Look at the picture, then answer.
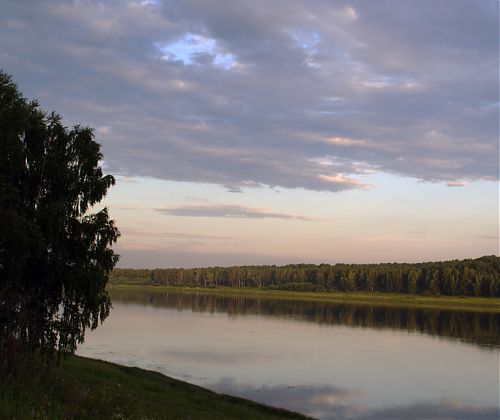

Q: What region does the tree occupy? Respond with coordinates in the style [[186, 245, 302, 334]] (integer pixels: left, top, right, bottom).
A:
[[0, 71, 119, 362]]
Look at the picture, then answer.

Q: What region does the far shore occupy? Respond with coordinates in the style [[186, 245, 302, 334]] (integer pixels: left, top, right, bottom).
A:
[[107, 283, 500, 313]]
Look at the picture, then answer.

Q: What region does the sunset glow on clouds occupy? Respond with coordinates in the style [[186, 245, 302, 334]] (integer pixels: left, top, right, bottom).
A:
[[1, 0, 497, 267]]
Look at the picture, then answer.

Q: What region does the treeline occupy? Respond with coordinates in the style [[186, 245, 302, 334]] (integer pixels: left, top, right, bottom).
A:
[[109, 288, 500, 348], [110, 255, 500, 297]]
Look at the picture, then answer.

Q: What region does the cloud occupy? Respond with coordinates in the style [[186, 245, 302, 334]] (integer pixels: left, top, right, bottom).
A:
[[121, 227, 232, 240], [447, 180, 467, 187], [156, 204, 314, 220], [318, 174, 370, 189], [323, 136, 367, 147], [1, 0, 497, 192], [224, 185, 244, 193], [117, 227, 242, 252]]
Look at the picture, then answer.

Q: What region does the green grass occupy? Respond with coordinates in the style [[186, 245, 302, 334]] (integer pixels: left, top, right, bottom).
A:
[[108, 284, 500, 312], [0, 354, 310, 419]]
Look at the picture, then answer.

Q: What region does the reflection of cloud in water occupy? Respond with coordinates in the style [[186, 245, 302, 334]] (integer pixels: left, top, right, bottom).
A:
[[357, 399, 499, 420], [311, 393, 355, 406], [207, 380, 498, 420], [157, 348, 276, 364], [208, 379, 358, 419]]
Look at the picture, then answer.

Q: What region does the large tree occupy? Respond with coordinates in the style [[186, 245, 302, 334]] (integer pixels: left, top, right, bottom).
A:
[[0, 71, 119, 360]]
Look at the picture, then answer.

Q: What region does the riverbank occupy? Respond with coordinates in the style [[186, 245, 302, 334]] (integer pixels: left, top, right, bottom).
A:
[[0, 354, 309, 419], [108, 284, 500, 312]]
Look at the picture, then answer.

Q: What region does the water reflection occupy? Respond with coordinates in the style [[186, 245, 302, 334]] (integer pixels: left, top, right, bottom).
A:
[[210, 380, 358, 419], [210, 381, 498, 420], [357, 400, 498, 420], [109, 288, 500, 348], [78, 289, 500, 419]]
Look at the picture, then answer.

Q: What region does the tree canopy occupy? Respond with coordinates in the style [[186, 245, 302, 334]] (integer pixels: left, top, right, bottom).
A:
[[0, 71, 119, 359], [111, 256, 500, 297]]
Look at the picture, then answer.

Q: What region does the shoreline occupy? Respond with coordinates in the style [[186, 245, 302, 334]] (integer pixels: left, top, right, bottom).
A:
[[108, 283, 500, 312], [1, 354, 310, 419]]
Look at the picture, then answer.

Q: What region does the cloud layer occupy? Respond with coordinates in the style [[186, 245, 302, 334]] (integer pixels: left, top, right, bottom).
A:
[[1, 0, 497, 192], [157, 204, 313, 220]]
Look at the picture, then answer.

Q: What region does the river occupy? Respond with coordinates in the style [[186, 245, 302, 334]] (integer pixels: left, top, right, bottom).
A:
[[77, 288, 500, 419]]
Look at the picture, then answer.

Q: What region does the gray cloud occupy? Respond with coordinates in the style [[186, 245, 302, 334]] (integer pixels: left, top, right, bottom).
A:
[[224, 185, 244, 193], [156, 204, 314, 220], [121, 227, 232, 240], [1, 0, 497, 192]]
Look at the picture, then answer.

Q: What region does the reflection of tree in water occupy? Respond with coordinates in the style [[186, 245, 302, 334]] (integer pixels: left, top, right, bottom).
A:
[[111, 289, 500, 348]]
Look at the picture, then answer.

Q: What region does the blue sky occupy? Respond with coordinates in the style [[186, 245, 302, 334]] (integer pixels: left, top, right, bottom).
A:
[[1, 0, 498, 267]]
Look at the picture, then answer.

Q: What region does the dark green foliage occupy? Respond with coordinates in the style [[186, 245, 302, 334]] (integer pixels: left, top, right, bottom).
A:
[[0, 72, 119, 359], [111, 256, 500, 297]]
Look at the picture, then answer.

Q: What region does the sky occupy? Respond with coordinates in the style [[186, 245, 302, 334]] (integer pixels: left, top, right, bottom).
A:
[[1, 0, 498, 267]]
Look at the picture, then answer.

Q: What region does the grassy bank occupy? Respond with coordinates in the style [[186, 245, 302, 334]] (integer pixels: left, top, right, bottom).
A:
[[0, 354, 309, 419], [108, 284, 500, 312]]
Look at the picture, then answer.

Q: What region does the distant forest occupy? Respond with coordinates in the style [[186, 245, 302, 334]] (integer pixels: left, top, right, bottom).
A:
[[110, 256, 500, 297]]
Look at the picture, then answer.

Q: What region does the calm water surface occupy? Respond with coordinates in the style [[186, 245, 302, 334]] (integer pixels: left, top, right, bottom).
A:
[[77, 289, 500, 419]]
